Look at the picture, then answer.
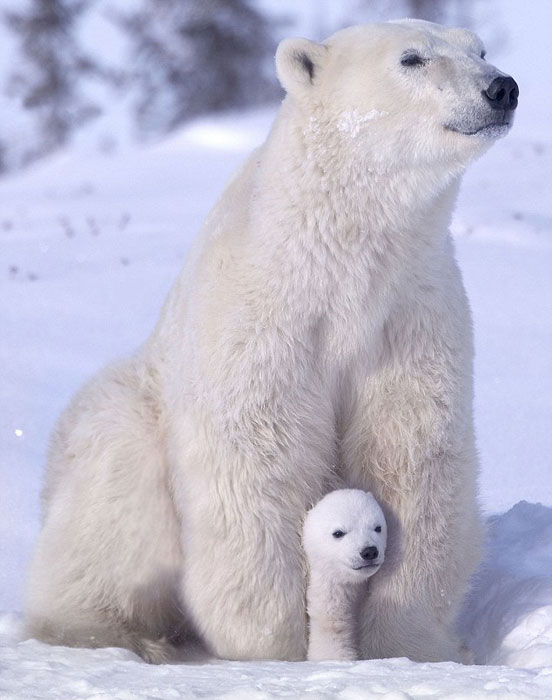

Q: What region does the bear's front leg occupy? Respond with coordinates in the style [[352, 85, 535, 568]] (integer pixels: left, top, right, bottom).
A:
[[340, 293, 483, 663], [172, 393, 337, 661]]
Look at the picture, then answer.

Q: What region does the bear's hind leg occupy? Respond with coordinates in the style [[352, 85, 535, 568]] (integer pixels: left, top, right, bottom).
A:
[[25, 359, 190, 662]]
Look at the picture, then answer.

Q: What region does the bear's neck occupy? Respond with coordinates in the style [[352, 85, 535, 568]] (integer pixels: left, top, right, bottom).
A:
[[306, 566, 365, 661], [255, 100, 461, 253]]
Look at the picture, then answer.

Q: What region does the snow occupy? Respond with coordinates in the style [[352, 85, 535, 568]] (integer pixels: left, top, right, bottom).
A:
[[336, 109, 388, 137], [2, 626, 552, 700], [1, 1, 552, 697], [459, 503, 552, 669]]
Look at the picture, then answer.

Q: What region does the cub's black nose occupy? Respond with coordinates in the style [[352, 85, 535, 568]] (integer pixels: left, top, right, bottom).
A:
[[360, 546, 379, 561], [483, 76, 519, 111]]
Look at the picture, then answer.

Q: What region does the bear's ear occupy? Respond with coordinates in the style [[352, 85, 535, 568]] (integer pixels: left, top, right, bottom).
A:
[[275, 38, 328, 96]]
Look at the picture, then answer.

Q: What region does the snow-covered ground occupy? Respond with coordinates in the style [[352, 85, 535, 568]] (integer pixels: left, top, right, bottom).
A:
[[1, 3, 552, 698]]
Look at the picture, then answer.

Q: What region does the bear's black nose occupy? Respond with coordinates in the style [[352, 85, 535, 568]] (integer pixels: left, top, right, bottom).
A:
[[360, 546, 379, 561], [483, 76, 519, 111]]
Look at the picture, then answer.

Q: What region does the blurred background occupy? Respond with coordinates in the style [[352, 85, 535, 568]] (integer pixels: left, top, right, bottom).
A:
[[0, 0, 519, 173]]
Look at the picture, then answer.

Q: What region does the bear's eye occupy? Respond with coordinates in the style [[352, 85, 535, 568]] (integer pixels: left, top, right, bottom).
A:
[[375, 525, 382, 533], [332, 530, 346, 538], [480, 50, 487, 60], [400, 51, 426, 67]]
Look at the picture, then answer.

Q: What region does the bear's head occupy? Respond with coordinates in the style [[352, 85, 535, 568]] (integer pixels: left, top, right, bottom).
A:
[[303, 489, 387, 584], [276, 20, 518, 171]]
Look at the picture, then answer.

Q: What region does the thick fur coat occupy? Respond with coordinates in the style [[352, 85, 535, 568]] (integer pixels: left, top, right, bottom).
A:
[[26, 20, 518, 663], [303, 490, 387, 661]]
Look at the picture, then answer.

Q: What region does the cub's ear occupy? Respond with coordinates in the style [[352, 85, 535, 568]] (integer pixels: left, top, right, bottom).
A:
[[275, 38, 328, 96]]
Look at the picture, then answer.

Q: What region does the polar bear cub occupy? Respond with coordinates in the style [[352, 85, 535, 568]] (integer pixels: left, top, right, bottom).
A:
[[303, 490, 387, 661]]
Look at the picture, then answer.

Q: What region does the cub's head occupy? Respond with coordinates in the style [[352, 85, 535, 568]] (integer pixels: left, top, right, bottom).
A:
[[276, 20, 518, 170], [303, 489, 387, 583]]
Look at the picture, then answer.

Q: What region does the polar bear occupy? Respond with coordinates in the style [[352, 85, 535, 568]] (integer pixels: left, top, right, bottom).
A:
[[303, 490, 387, 661], [25, 19, 518, 664]]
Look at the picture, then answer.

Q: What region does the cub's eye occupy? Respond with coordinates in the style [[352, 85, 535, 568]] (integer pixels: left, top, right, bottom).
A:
[[332, 530, 345, 538], [480, 50, 487, 60], [401, 51, 426, 67], [375, 525, 382, 533]]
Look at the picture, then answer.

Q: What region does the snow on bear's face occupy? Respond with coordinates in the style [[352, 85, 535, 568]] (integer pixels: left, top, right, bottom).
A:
[[303, 490, 387, 583], [276, 20, 518, 169]]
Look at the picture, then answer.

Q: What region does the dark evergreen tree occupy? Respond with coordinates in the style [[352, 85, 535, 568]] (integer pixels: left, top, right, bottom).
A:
[[403, 0, 473, 26], [405, 0, 446, 22], [5, 0, 100, 160], [118, 0, 279, 135], [354, 0, 474, 28]]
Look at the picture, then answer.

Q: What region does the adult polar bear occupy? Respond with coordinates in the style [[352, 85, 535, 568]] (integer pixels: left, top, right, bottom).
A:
[[26, 20, 518, 664]]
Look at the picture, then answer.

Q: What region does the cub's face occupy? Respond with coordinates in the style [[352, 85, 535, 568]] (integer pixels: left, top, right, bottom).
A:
[[303, 489, 387, 584], [276, 20, 518, 169]]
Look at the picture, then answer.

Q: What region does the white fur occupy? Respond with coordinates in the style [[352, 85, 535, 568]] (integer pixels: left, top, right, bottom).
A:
[[303, 490, 386, 661], [26, 20, 516, 663]]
